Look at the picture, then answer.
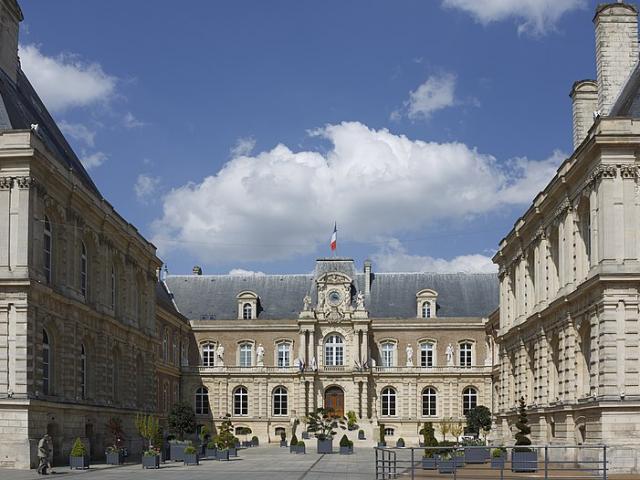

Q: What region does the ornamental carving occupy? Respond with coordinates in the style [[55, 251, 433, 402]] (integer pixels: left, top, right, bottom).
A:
[[0, 176, 12, 189], [587, 165, 616, 185], [15, 176, 35, 189], [620, 165, 638, 179]]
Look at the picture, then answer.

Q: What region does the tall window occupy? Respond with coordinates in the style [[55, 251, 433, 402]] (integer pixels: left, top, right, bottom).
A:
[[195, 387, 209, 415], [202, 343, 215, 367], [273, 386, 288, 416], [80, 242, 87, 297], [422, 301, 432, 318], [163, 382, 169, 412], [462, 387, 478, 415], [239, 343, 253, 367], [234, 386, 248, 416], [459, 343, 472, 367], [422, 387, 437, 416], [43, 216, 52, 284], [80, 344, 86, 399], [324, 335, 344, 366], [110, 265, 116, 310], [113, 349, 120, 402], [381, 387, 396, 416], [172, 333, 179, 366], [381, 341, 395, 368], [420, 342, 434, 367], [181, 338, 189, 366], [242, 303, 253, 320], [277, 343, 291, 367], [162, 329, 169, 362], [42, 329, 50, 395]]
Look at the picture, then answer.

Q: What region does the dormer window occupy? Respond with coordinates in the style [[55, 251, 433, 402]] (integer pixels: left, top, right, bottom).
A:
[[237, 291, 258, 319], [416, 289, 438, 318]]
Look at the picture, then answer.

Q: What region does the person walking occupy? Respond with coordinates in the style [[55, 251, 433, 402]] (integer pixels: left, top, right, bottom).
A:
[[37, 433, 51, 475]]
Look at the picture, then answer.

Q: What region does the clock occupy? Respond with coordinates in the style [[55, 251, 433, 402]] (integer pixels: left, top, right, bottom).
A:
[[327, 290, 342, 306]]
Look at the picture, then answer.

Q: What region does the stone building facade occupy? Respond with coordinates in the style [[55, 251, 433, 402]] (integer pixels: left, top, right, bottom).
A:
[[490, 3, 640, 473]]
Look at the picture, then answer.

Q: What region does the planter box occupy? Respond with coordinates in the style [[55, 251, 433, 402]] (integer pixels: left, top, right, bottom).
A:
[[358, 432, 365, 440], [421, 456, 437, 470], [317, 438, 333, 454], [294, 444, 306, 454], [512, 450, 537, 473], [438, 459, 455, 474], [216, 449, 229, 461], [491, 456, 505, 469], [302, 432, 310, 440], [142, 454, 160, 469], [69, 455, 89, 470], [229, 446, 238, 457], [170, 444, 187, 462], [339, 446, 353, 455], [454, 454, 465, 468], [280, 440, 288, 447], [183, 453, 199, 466], [377, 441, 386, 448], [106, 451, 124, 465], [464, 447, 489, 464], [205, 448, 217, 458]]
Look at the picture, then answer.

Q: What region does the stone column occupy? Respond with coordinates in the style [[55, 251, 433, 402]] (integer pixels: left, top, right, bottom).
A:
[[362, 331, 369, 364], [298, 331, 305, 364]]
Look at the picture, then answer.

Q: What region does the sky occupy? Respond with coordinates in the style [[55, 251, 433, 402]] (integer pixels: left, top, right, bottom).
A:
[[19, 0, 597, 275]]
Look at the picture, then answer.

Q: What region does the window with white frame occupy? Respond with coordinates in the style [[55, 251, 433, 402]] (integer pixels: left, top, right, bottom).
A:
[[80, 344, 86, 399], [80, 242, 87, 297], [44, 216, 52, 284], [239, 343, 253, 367], [202, 342, 215, 367], [381, 341, 395, 368], [420, 342, 435, 367], [242, 303, 253, 320], [422, 387, 437, 416], [42, 329, 50, 395], [381, 387, 396, 416], [273, 386, 288, 416], [462, 387, 478, 415], [324, 335, 344, 366], [234, 386, 248, 416], [277, 342, 291, 367], [459, 342, 472, 367], [195, 386, 209, 414], [422, 301, 432, 318]]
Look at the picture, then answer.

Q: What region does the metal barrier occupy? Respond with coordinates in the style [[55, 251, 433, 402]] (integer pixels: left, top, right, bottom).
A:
[[373, 444, 608, 480]]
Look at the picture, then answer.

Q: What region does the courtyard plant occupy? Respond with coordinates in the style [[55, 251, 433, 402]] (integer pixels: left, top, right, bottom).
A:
[[136, 414, 161, 468], [105, 417, 125, 465], [437, 451, 455, 474], [183, 445, 199, 466], [236, 426, 252, 447], [168, 402, 196, 440], [214, 415, 235, 461], [289, 434, 299, 453], [70, 437, 89, 470], [198, 424, 210, 454], [305, 407, 345, 454], [346, 410, 358, 430], [205, 440, 217, 458], [296, 440, 306, 454], [420, 422, 438, 470], [280, 430, 288, 447], [465, 405, 492, 441], [438, 418, 452, 442], [491, 447, 506, 469], [251, 435, 259, 447], [512, 397, 537, 473], [339, 434, 353, 455]]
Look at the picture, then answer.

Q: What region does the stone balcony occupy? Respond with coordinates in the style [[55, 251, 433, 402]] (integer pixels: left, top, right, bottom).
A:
[[183, 364, 492, 375]]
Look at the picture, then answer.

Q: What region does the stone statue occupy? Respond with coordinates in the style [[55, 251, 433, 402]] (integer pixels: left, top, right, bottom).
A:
[[303, 295, 312, 311], [406, 344, 414, 367], [355, 291, 365, 309], [446, 343, 454, 366], [256, 343, 265, 366], [215, 343, 225, 366]]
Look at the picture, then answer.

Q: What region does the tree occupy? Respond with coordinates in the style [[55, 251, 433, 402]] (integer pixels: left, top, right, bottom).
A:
[[450, 421, 464, 444], [514, 397, 532, 452], [167, 402, 196, 440], [214, 414, 235, 450], [135, 414, 160, 452], [420, 422, 438, 458], [438, 418, 452, 442], [305, 408, 345, 440], [465, 405, 492, 440]]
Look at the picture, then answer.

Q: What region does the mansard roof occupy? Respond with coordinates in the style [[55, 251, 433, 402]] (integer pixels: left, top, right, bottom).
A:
[[165, 271, 498, 321], [0, 67, 101, 196]]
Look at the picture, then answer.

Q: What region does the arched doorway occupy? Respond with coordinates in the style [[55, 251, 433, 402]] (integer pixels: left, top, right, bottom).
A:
[[324, 386, 344, 417]]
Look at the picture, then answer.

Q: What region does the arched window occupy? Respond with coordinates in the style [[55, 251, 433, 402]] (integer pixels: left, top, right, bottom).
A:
[[163, 381, 169, 412], [239, 343, 253, 367], [110, 265, 116, 310], [42, 329, 50, 395], [195, 386, 209, 415], [43, 216, 52, 284], [277, 342, 291, 368], [459, 342, 473, 367], [324, 335, 344, 366], [80, 344, 86, 400], [420, 342, 435, 367], [422, 301, 432, 318], [80, 242, 87, 297], [172, 332, 179, 366], [381, 341, 395, 368], [462, 387, 478, 415], [242, 303, 253, 320], [234, 386, 248, 416], [381, 387, 396, 416], [202, 343, 215, 367], [273, 386, 288, 416], [162, 329, 169, 362], [422, 387, 437, 416], [181, 338, 189, 366]]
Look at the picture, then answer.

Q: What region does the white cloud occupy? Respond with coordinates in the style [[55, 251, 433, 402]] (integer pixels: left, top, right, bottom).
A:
[[406, 72, 457, 120], [123, 112, 146, 129], [151, 121, 563, 263], [134, 174, 161, 203], [442, 0, 585, 36], [59, 121, 95, 147], [230, 136, 256, 157], [19, 44, 117, 113], [373, 239, 497, 273], [80, 151, 107, 170], [228, 269, 266, 276]]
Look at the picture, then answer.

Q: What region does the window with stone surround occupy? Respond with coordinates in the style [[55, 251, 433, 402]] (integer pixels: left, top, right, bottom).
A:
[[44, 216, 52, 284], [172, 331, 179, 366], [462, 387, 477, 415], [459, 342, 473, 367], [202, 342, 215, 367], [237, 291, 259, 319], [380, 341, 396, 368], [276, 342, 291, 368], [239, 342, 253, 367], [381, 387, 397, 416], [195, 386, 209, 415], [234, 386, 248, 416], [80, 241, 88, 298], [110, 265, 116, 310], [42, 329, 51, 395], [422, 387, 437, 416], [324, 334, 344, 366], [162, 328, 169, 362], [420, 341, 435, 367], [273, 386, 288, 416]]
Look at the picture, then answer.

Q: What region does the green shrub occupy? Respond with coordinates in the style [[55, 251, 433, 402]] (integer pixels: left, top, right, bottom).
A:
[[514, 397, 532, 452], [297, 441, 305, 448], [143, 450, 158, 456], [70, 438, 87, 457], [492, 447, 506, 458], [206, 441, 216, 449], [421, 422, 438, 458], [339, 434, 350, 447], [184, 445, 197, 455], [290, 434, 298, 446]]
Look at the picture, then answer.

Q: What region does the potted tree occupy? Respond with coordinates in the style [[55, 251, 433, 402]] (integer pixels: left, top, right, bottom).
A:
[[512, 397, 537, 472], [136, 414, 161, 469], [167, 402, 196, 462], [396, 437, 405, 448], [438, 418, 451, 443], [279, 430, 288, 447], [305, 407, 345, 454], [295, 440, 306, 454], [339, 434, 353, 455], [491, 447, 506, 469], [358, 429, 365, 440], [214, 415, 235, 461], [377, 424, 386, 447], [205, 439, 217, 459], [69, 437, 89, 470], [437, 451, 455, 474], [105, 417, 125, 465], [289, 434, 299, 453], [464, 406, 491, 463], [183, 444, 199, 466], [197, 425, 210, 455], [346, 411, 358, 431], [420, 422, 438, 470]]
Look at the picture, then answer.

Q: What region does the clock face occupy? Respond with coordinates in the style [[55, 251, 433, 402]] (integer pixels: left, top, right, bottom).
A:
[[328, 290, 342, 306]]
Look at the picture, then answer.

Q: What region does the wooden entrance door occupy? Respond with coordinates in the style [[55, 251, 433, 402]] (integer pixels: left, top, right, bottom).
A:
[[324, 386, 344, 417]]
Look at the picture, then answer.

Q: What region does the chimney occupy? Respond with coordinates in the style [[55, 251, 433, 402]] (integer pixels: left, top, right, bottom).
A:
[[192, 265, 202, 275], [0, 0, 23, 83], [363, 259, 372, 296], [570, 80, 598, 149], [594, 3, 639, 116]]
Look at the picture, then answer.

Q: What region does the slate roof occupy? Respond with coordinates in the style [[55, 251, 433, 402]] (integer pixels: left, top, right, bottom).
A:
[[0, 66, 101, 196], [165, 264, 498, 321]]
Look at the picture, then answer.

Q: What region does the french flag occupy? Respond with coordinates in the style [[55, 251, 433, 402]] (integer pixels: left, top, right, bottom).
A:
[[330, 222, 337, 252]]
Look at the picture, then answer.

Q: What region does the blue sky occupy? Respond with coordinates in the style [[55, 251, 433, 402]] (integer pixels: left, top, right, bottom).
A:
[[19, 0, 596, 275]]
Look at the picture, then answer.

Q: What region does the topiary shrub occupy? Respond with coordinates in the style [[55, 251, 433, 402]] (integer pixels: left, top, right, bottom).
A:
[[514, 397, 532, 452], [184, 445, 197, 455], [339, 434, 350, 447], [421, 422, 438, 458], [70, 438, 87, 457], [290, 434, 298, 446]]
